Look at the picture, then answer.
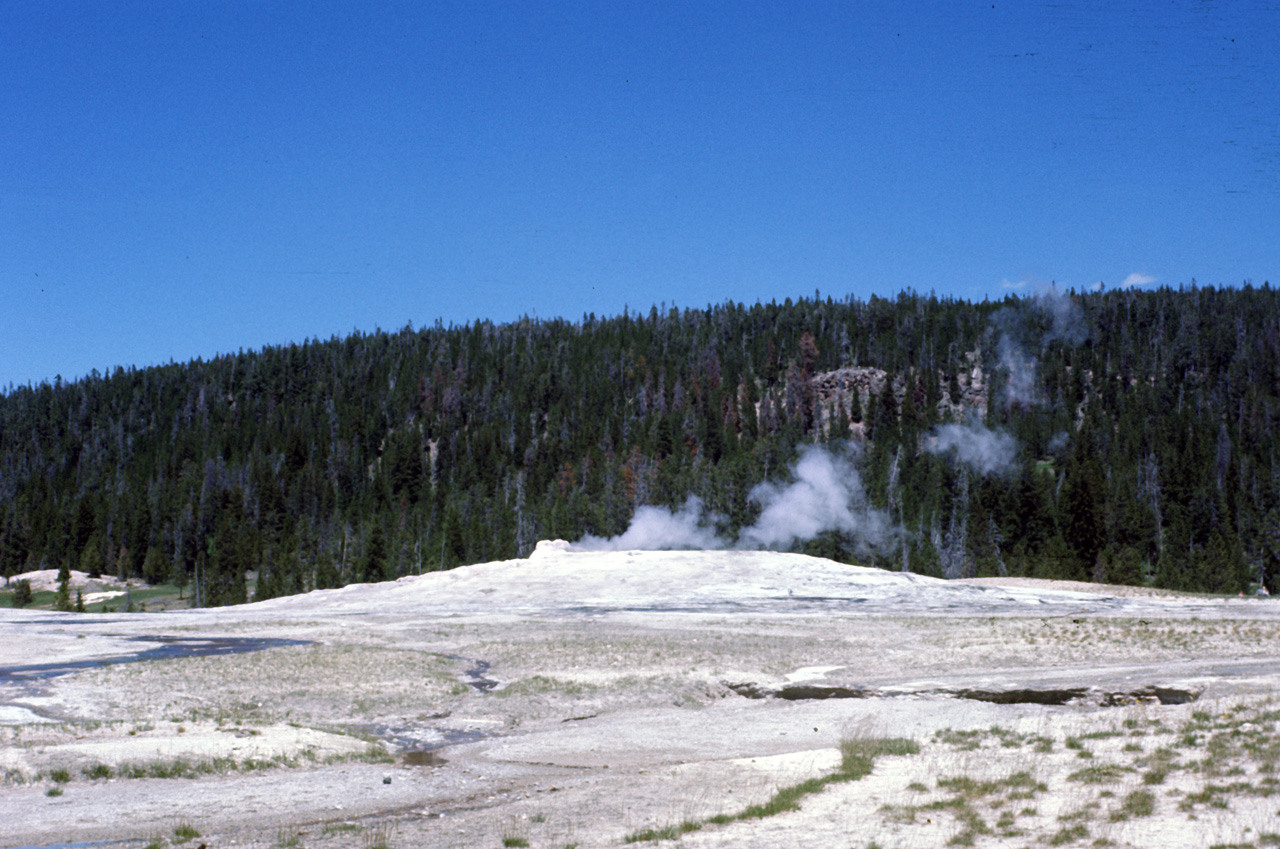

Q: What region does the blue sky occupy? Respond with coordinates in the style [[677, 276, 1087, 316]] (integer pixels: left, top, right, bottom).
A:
[[3, 1, 1277, 388]]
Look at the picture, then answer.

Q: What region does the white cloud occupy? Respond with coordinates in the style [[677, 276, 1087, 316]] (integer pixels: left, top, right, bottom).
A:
[[1120, 272, 1157, 289], [1000, 278, 1028, 290]]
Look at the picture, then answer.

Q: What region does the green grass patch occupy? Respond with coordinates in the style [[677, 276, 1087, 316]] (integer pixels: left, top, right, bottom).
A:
[[937, 770, 1045, 800], [623, 822, 702, 843]]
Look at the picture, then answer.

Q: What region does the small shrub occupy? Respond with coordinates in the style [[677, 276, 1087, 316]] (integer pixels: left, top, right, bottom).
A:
[[45, 786, 63, 797], [83, 763, 113, 780], [49, 768, 72, 784]]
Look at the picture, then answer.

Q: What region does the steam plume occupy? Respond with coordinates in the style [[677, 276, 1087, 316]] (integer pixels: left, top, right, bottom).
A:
[[926, 422, 1019, 476], [737, 444, 895, 554], [573, 497, 726, 551], [993, 285, 1089, 409], [1035, 287, 1089, 347], [571, 444, 895, 554]]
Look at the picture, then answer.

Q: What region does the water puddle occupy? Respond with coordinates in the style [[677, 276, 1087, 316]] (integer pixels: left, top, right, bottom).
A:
[[727, 682, 872, 700], [367, 721, 491, 759], [956, 686, 1199, 706], [402, 750, 447, 767]]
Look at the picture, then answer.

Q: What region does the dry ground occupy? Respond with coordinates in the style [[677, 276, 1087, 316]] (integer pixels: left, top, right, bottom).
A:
[[3, 548, 1280, 848]]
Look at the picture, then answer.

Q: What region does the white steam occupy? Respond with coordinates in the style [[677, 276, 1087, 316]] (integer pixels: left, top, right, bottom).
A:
[[1036, 287, 1089, 347], [997, 335, 1042, 409], [738, 445, 895, 554], [571, 445, 895, 554], [574, 497, 726, 551], [926, 422, 1019, 477], [994, 285, 1090, 409]]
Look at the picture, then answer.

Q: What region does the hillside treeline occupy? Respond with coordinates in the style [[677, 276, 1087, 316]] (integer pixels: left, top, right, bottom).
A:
[[2, 285, 1279, 604]]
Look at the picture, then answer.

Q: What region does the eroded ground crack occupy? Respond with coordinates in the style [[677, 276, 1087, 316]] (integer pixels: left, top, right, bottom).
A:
[[723, 681, 1200, 706]]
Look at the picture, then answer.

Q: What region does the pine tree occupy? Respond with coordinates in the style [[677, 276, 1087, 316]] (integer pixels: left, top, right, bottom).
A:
[[11, 579, 33, 608], [1060, 451, 1106, 581], [55, 573, 72, 611], [362, 522, 388, 582]]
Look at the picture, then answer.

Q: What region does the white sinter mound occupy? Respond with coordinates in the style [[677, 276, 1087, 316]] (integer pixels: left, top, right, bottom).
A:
[[239, 540, 1199, 619]]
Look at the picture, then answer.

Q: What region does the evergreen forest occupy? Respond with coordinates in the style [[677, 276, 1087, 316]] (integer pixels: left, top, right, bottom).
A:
[[2, 284, 1279, 605]]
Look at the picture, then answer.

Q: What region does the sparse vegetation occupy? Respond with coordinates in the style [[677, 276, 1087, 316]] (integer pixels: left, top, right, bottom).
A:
[[625, 735, 919, 843], [870, 702, 1280, 847], [8, 566, 1280, 849], [82, 763, 113, 780], [173, 821, 200, 843], [361, 821, 395, 849]]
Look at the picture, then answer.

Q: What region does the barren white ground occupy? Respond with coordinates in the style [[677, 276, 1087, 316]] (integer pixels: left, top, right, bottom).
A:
[[4, 541, 1280, 849]]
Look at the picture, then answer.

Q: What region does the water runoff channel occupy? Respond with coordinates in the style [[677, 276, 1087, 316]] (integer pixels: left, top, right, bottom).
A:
[[0, 635, 313, 722], [0, 634, 503, 762], [0, 637, 508, 849]]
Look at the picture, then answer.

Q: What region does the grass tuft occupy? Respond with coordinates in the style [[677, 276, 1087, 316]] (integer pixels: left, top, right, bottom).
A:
[[1110, 788, 1156, 821], [1048, 823, 1089, 845], [173, 821, 201, 843]]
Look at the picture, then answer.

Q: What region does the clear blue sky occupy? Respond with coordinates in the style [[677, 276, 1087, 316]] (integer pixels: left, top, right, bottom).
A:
[[3, 1, 1277, 389]]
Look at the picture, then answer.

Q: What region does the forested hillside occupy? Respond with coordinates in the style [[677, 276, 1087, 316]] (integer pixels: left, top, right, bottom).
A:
[[3, 285, 1279, 605]]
